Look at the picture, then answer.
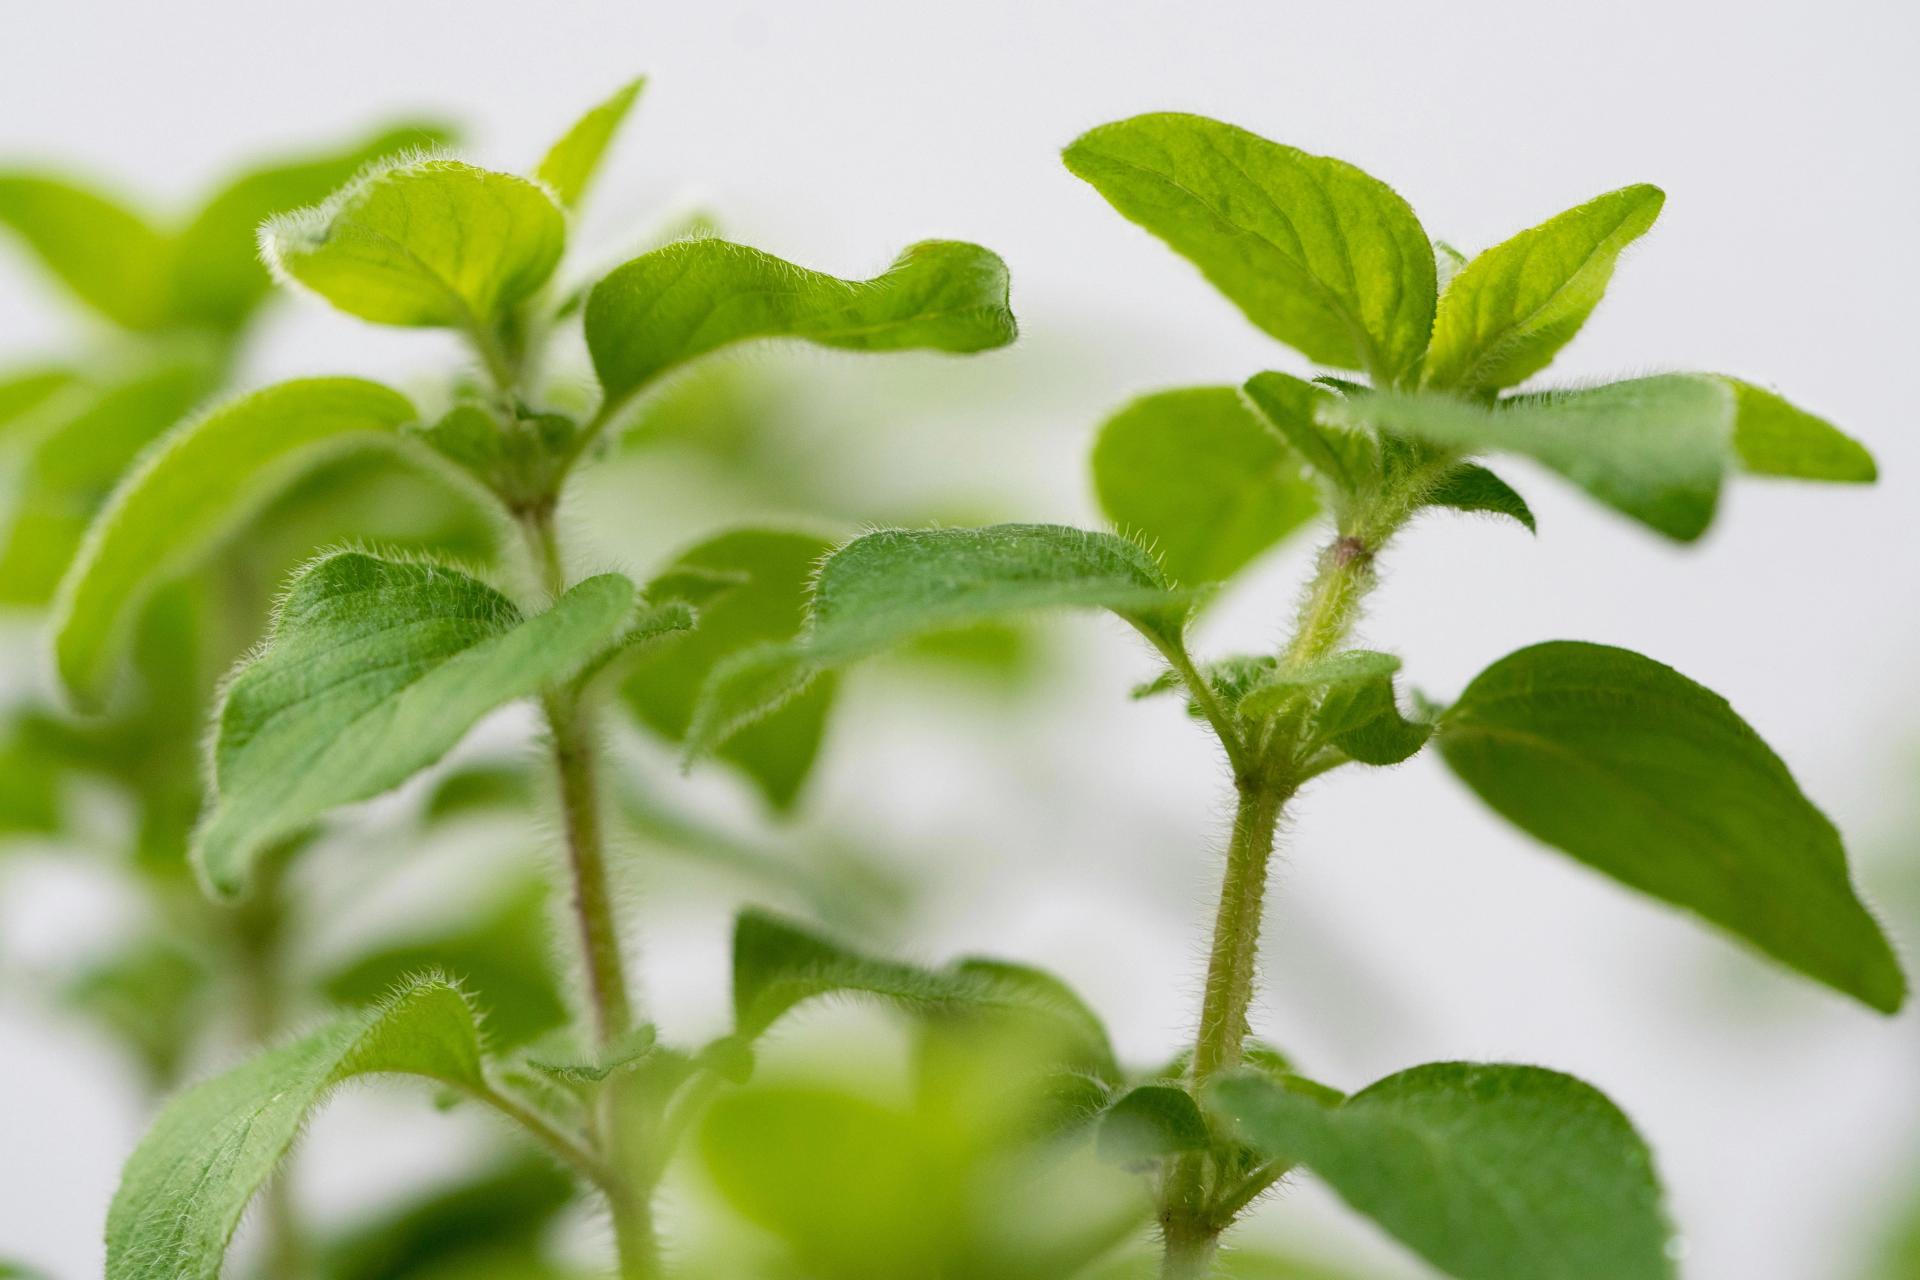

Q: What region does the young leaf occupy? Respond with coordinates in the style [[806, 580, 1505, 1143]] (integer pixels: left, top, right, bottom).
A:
[[1339, 375, 1732, 541], [1440, 641, 1906, 1012], [0, 356, 218, 606], [194, 553, 636, 897], [536, 77, 645, 210], [0, 174, 170, 328], [52, 378, 418, 709], [167, 121, 454, 332], [731, 909, 1117, 1078], [584, 237, 1016, 410], [621, 529, 837, 811], [106, 977, 489, 1280], [261, 159, 565, 332], [1095, 1084, 1210, 1165], [1240, 371, 1364, 493], [1240, 650, 1431, 765], [1091, 386, 1317, 586], [1723, 378, 1876, 482], [1207, 1063, 1674, 1280], [1064, 113, 1435, 383], [1423, 184, 1665, 393], [1421, 462, 1536, 532], [688, 525, 1189, 760]]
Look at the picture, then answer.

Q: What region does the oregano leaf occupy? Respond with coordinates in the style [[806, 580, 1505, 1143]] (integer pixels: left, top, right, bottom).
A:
[[52, 377, 418, 710], [1206, 1063, 1675, 1280], [535, 77, 645, 210], [1424, 184, 1665, 393], [1240, 650, 1431, 766], [0, 366, 77, 441], [1422, 462, 1536, 532], [1440, 641, 1906, 1011], [1064, 112, 1436, 382], [106, 977, 490, 1280], [1095, 1084, 1210, 1166], [585, 237, 1016, 411], [261, 159, 565, 331], [688, 524, 1189, 760], [1091, 386, 1318, 587], [194, 553, 636, 897], [0, 174, 171, 329], [1240, 371, 1365, 494], [1722, 378, 1875, 483]]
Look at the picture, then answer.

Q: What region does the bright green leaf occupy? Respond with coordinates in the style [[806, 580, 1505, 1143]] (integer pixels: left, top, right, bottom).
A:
[[1095, 1084, 1210, 1165], [1208, 1063, 1674, 1280], [1424, 184, 1664, 393], [585, 238, 1016, 410], [194, 553, 635, 898], [262, 159, 565, 331], [106, 977, 489, 1280], [1423, 462, 1536, 532], [1240, 371, 1365, 493], [687, 525, 1188, 761], [1723, 378, 1876, 483], [536, 78, 645, 210], [52, 377, 418, 710], [621, 528, 837, 811], [167, 121, 454, 332], [1064, 113, 1435, 382], [1091, 386, 1317, 586], [0, 366, 77, 441], [1339, 375, 1732, 540], [1440, 640, 1906, 1011], [0, 174, 170, 328]]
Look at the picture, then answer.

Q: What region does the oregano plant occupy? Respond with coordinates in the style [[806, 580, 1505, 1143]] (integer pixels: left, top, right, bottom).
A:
[[688, 111, 1904, 1278]]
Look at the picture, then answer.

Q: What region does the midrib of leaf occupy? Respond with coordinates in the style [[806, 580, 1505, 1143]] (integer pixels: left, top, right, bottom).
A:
[[1447, 205, 1646, 392], [1092, 146, 1389, 381]]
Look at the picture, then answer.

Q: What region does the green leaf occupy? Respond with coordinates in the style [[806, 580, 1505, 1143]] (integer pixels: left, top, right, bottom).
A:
[[318, 1156, 574, 1280], [0, 355, 219, 606], [621, 529, 836, 811], [107, 977, 489, 1280], [0, 174, 170, 328], [1339, 375, 1733, 541], [730, 909, 1115, 1076], [52, 378, 417, 710], [261, 159, 565, 331], [1241, 650, 1430, 766], [0, 366, 77, 440], [1240, 371, 1364, 493], [536, 77, 644, 210], [1095, 1084, 1210, 1165], [194, 553, 635, 898], [1423, 463, 1536, 532], [1440, 640, 1906, 1011], [1207, 1063, 1674, 1280], [687, 524, 1188, 760], [168, 121, 453, 332], [1091, 386, 1317, 587], [322, 879, 568, 1050], [1424, 184, 1664, 393], [1064, 113, 1435, 382], [1723, 378, 1876, 482], [61, 935, 209, 1085], [585, 237, 1016, 409]]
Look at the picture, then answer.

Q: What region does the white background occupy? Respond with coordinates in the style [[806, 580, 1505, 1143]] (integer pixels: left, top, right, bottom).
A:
[[2, 1, 1918, 1276]]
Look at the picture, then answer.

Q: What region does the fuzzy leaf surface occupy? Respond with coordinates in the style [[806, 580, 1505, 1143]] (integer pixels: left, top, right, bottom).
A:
[[1422, 463, 1536, 531], [1441, 641, 1905, 1011], [1064, 113, 1435, 381], [1208, 1063, 1673, 1280], [194, 553, 634, 897]]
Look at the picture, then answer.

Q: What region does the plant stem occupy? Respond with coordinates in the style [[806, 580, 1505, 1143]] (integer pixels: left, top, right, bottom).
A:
[[1190, 782, 1290, 1084]]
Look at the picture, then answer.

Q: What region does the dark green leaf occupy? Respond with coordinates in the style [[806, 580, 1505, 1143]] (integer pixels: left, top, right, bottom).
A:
[[1423, 462, 1536, 532], [262, 159, 565, 331], [1440, 641, 1906, 1011], [318, 1156, 574, 1280], [0, 174, 170, 328], [1341, 375, 1732, 541], [53, 377, 418, 709], [687, 525, 1188, 761], [1207, 1063, 1674, 1280], [1424, 184, 1664, 393], [1095, 1084, 1210, 1165], [1064, 113, 1435, 382], [107, 978, 490, 1280], [1723, 378, 1875, 483], [194, 553, 635, 897], [535, 78, 644, 210], [1091, 386, 1317, 586], [621, 528, 836, 811], [585, 237, 1016, 409]]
